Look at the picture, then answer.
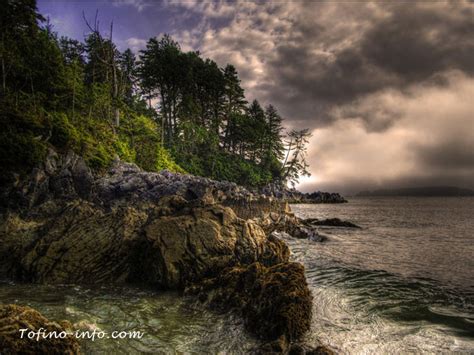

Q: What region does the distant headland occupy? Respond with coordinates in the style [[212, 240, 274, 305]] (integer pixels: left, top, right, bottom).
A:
[[357, 186, 474, 197]]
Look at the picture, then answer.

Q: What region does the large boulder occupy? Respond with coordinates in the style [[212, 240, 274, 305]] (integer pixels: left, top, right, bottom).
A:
[[0, 304, 80, 354]]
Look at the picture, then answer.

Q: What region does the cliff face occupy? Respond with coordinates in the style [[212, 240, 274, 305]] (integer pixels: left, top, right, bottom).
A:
[[0, 149, 321, 353]]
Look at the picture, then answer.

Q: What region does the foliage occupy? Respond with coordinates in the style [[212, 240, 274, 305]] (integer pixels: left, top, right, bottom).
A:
[[0, 0, 311, 188]]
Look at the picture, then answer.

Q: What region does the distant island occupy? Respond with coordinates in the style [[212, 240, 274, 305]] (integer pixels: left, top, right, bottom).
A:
[[357, 186, 474, 197]]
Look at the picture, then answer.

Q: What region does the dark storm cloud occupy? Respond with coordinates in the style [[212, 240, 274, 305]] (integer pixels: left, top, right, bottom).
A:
[[258, 2, 474, 130], [262, 45, 397, 125], [413, 140, 474, 171], [361, 4, 474, 81]]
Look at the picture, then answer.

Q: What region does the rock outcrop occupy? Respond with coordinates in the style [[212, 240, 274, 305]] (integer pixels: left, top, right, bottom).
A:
[[0, 149, 322, 352], [1, 149, 289, 220], [255, 211, 329, 243], [260, 183, 347, 204], [0, 304, 80, 354], [305, 217, 361, 229], [186, 262, 312, 341], [0, 197, 289, 288]]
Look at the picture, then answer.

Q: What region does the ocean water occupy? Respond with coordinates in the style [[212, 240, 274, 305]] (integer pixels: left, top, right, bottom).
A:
[[0, 283, 258, 354], [290, 197, 474, 354], [1, 197, 473, 353]]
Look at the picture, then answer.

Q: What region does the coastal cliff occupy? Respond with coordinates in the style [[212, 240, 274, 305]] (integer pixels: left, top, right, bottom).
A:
[[0, 150, 331, 354]]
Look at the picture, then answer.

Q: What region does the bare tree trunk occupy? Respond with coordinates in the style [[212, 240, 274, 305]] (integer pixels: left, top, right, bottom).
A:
[[72, 61, 76, 121], [30, 74, 37, 113], [110, 21, 120, 127], [282, 138, 293, 168], [161, 114, 165, 147], [1, 57, 5, 93]]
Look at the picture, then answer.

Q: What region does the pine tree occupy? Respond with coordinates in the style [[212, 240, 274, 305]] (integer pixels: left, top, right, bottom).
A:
[[222, 65, 246, 151]]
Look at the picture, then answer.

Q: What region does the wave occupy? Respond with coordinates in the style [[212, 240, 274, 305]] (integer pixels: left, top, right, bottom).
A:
[[282, 235, 474, 353]]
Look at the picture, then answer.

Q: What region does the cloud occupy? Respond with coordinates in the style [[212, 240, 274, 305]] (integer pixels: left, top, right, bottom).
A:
[[163, 1, 474, 191], [165, 0, 237, 18], [113, 0, 151, 12], [299, 72, 474, 193], [125, 37, 147, 52], [44, 0, 471, 192], [166, 1, 473, 130]]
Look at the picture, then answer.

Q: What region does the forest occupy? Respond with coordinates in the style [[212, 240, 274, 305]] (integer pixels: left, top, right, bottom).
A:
[[0, 0, 310, 188]]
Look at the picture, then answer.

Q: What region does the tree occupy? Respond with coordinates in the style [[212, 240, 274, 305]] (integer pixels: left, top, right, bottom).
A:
[[139, 34, 183, 146], [282, 129, 312, 187], [222, 64, 247, 151], [0, 0, 41, 94], [1, 0, 314, 189], [83, 12, 121, 126], [262, 104, 284, 178], [247, 99, 266, 161], [59, 37, 85, 65], [119, 48, 136, 105]]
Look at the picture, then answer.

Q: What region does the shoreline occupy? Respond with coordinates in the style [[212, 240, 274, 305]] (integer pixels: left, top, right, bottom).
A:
[[0, 150, 335, 354]]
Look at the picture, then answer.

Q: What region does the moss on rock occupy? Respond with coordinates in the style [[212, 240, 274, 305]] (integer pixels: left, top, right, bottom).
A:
[[0, 304, 80, 354], [186, 261, 313, 343]]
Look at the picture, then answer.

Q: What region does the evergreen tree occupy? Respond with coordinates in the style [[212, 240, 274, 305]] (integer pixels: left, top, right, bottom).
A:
[[1, 2, 312, 189], [139, 34, 182, 146], [247, 99, 266, 161], [119, 48, 137, 105], [263, 104, 284, 179], [222, 64, 247, 151]]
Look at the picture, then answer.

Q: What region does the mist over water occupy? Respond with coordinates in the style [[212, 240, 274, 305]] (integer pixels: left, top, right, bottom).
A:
[[291, 197, 474, 353]]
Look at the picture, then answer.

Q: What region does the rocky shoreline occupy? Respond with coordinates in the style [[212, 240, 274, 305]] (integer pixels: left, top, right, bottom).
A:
[[260, 183, 348, 204], [0, 150, 334, 354]]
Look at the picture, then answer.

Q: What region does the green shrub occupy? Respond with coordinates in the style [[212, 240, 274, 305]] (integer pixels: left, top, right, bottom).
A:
[[49, 112, 80, 148]]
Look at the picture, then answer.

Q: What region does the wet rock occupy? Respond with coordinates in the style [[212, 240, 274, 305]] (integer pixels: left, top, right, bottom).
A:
[[186, 261, 312, 345], [306, 217, 361, 228], [142, 204, 289, 288], [0, 304, 80, 354], [257, 213, 328, 243]]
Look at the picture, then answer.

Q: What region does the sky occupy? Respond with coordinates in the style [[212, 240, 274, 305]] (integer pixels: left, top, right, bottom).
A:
[[38, 0, 474, 193]]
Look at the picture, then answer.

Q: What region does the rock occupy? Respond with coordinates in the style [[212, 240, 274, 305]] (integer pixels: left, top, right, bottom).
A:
[[2, 151, 290, 221], [186, 261, 312, 344], [0, 304, 80, 354], [0, 199, 289, 288], [257, 213, 328, 243], [260, 183, 348, 204], [288, 343, 335, 355], [0, 150, 320, 350], [307, 217, 361, 228], [142, 204, 289, 288]]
